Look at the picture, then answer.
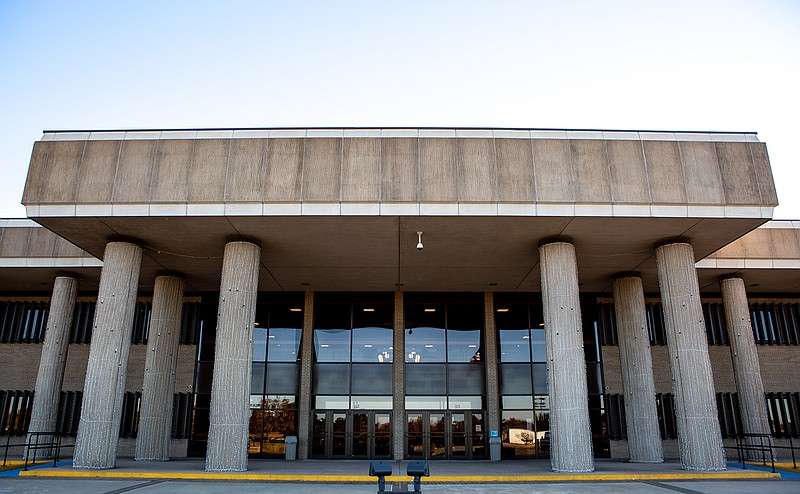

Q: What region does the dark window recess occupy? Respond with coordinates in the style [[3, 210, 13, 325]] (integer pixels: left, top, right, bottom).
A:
[[716, 392, 743, 438], [119, 391, 142, 438], [0, 301, 49, 343], [597, 303, 616, 346], [605, 394, 626, 440], [180, 302, 203, 344], [130, 302, 152, 344], [0, 390, 34, 435], [645, 303, 667, 346], [70, 301, 96, 344], [172, 392, 193, 439], [751, 303, 800, 346], [56, 391, 82, 436], [765, 392, 800, 438], [703, 303, 728, 346], [655, 393, 677, 439]]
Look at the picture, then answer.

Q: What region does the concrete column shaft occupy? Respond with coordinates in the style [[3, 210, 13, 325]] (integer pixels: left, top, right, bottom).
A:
[[539, 241, 594, 473], [74, 242, 143, 469], [392, 291, 405, 460], [205, 241, 261, 472], [655, 242, 726, 471], [297, 290, 314, 460], [136, 276, 185, 461], [27, 276, 78, 457], [720, 277, 772, 458], [611, 276, 663, 463], [483, 292, 500, 434]]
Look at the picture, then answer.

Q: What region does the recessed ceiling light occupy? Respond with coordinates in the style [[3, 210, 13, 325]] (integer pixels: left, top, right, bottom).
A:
[[290, 308, 302, 312], [364, 344, 373, 348], [425, 344, 434, 348], [424, 308, 436, 312], [320, 344, 329, 348], [363, 308, 375, 312], [539, 323, 545, 327], [468, 344, 477, 348], [496, 308, 509, 313], [523, 335, 530, 339]]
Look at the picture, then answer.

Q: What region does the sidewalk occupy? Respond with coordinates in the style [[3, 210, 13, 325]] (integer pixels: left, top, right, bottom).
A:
[[7, 457, 790, 482]]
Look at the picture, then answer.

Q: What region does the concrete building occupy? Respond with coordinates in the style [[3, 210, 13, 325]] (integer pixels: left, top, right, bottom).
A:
[[0, 128, 798, 472]]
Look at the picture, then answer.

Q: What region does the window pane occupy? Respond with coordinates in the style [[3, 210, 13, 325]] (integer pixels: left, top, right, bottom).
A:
[[314, 329, 351, 362], [315, 395, 349, 409], [499, 329, 531, 362], [447, 328, 481, 362], [268, 303, 304, 329], [586, 362, 602, 394], [531, 329, 546, 362], [266, 363, 299, 395], [251, 362, 265, 395], [406, 363, 446, 394], [351, 363, 392, 395], [267, 327, 301, 362], [495, 305, 529, 330], [351, 396, 393, 410], [352, 326, 393, 363], [532, 363, 548, 395], [406, 326, 446, 363], [447, 303, 483, 330], [499, 363, 532, 395], [502, 396, 533, 409], [313, 363, 350, 395], [449, 396, 483, 410], [406, 304, 445, 330], [253, 327, 267, 362], [448, 363, 485, 395], [265, 395, 296, 409], [353, 304, 393, 329], [406, 396, 447, 410]]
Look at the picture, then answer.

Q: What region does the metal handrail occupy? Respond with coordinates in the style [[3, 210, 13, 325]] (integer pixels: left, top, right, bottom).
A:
[[1, 432, 74, 471]]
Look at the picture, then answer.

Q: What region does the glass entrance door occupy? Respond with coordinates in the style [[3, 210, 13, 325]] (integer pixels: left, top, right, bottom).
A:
[[311, 410, 392, 459], [406, 411, 486, 459]]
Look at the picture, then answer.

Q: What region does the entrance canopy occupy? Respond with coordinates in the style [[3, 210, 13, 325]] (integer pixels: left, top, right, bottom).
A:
[[22, 128, 777, 293]]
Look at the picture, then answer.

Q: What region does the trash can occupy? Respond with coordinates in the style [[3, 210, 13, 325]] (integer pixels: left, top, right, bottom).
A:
[[489, 436, 502, 462], [285, 436, 297, 460]]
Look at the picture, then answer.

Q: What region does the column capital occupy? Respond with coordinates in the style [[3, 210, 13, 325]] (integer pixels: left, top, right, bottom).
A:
[[538, 237, 574, 248], [611, 271, 642, 281]]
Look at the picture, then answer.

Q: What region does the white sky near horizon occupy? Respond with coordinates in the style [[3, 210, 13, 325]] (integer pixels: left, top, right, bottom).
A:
[[0, 0, 798, 219]]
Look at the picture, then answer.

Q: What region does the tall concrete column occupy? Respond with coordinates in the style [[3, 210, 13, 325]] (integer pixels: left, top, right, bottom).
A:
[[296, 290, 314, 460], [720, 276, 772, 460], [539, 241, 594, 473], [655, 242, 726, 471], [611, 275, 663, 463], [74, 242, 143, 469], [483, 292, 500, 439], [136, 276, 185, 461], [205, 241, 260, 472], [26, 276, 78, 458], [392, 291, 405, 460]]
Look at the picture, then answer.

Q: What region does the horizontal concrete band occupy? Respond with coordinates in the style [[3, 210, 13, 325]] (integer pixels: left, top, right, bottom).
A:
[[696, 258, 800, 269], [25, 203, 774, 219], [0, 257, 102, 268], [41, 129, 761, 142]]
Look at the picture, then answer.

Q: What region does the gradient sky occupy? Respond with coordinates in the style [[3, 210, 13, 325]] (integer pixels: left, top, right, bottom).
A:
[[1, 0, 798, 218]]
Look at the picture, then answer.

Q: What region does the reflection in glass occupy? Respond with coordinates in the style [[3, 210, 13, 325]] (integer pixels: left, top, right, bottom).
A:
[[447, 328, 481, 362], [352, 326, 393, 362], [314, 329, 351, 362], [350, 396, 392, 410], [315, 395, 350, 409], [406, 396, 447, 410], [448, 396, 483, 410], [313, 363, 350, 395], [499, 329, 531, 362], [253, 327, 268, 362], [251, 363, 265, 395], [351, 363, 392, 395], [531, 329, 546, 362], [532, 363, 548, 394], [405, 327, 446, 363], [267, 327, 301, 362], [406, 364, 446, 395]]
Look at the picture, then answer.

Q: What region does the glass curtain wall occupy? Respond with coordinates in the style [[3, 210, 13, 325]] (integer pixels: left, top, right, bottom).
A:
[[311, 294, 393, 458], [249, 297, 304, 457]]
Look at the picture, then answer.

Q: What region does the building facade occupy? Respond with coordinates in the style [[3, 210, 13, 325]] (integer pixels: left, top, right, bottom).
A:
[[1, 128, 798, 472]]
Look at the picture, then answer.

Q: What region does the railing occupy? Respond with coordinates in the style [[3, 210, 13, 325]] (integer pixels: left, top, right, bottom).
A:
[[726, 433, 799, 473], [1, 432, 73, 471]]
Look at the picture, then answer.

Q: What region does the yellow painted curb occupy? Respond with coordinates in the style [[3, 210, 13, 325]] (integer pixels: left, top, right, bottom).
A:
[[19, 470, 780, 481], [0, 461, 49, 471]]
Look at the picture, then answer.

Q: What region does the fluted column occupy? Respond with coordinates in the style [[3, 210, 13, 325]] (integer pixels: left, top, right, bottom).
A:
[[26, 276, 78, 458], [205, 241, 261, 472], [484, 292, 500, 437], [611, 275, 663, 463], [392, 291, 405, 460], [296, 290, 314, 460], [74, 242, 143, 469], [655, 242, 726, 471], [539, 241, 594, 473], [720, 276, 772, 460], [136, 276, 185, 461]]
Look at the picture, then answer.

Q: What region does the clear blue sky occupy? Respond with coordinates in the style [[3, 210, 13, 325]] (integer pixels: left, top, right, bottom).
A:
[[1, 0, 798, 218]]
